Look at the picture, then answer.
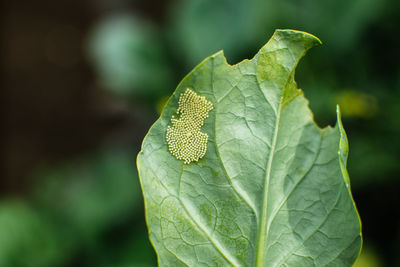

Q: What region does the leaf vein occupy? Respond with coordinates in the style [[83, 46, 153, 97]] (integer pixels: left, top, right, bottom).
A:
[[179, 164, 238, 266], [265, 131, 322, 237], [277, 189, 343, 266], [210, 57, 259, 216]]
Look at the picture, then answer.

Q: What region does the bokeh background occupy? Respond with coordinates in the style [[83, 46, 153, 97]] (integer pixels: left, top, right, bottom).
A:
[[2, 0, 399, 266]]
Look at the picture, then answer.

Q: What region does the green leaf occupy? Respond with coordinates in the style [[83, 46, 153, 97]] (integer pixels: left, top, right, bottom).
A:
[[137, 30, 362, 266]]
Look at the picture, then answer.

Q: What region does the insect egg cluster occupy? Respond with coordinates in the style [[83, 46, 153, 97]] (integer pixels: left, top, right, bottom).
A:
[[166, 88, 213, 164]]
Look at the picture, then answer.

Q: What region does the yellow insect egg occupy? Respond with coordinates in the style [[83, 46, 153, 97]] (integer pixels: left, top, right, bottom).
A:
[[166, 88, 213, 164]]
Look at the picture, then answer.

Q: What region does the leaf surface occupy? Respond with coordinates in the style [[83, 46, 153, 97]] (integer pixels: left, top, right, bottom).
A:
[[137, 30, 362, 267]]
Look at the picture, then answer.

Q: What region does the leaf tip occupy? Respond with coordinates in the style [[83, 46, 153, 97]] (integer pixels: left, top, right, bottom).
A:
[[274, 29, 322, 47]]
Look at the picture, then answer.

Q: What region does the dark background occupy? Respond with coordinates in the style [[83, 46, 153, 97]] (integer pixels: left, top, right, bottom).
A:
[[1, 0, 399, 266]]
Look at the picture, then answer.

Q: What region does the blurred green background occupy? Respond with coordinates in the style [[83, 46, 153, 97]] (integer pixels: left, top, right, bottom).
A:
[[2, 0, 399, 266]]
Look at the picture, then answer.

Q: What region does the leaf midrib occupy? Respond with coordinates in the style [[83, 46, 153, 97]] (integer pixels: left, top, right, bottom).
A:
[[255, 92, 283, 267], [254, 42, 309, 266]]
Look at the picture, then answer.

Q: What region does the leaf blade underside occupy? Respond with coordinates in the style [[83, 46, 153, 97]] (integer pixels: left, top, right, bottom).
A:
[[137, 29, 362, 267]]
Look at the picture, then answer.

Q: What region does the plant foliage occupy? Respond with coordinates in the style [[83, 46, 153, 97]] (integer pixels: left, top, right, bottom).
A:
[[137, 30, 362, 266]]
